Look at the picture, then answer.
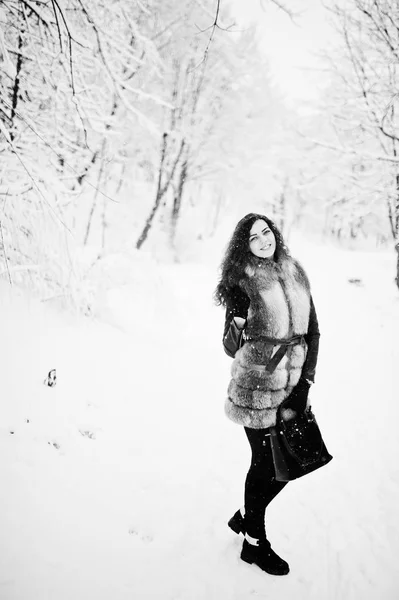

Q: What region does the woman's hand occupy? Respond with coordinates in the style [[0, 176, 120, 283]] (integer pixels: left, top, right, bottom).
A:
[[233, 316, 246, 329], [285, 378, 311, 413]]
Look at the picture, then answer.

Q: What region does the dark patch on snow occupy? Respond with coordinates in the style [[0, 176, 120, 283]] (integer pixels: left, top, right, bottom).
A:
[[79, 430, 96, 440]]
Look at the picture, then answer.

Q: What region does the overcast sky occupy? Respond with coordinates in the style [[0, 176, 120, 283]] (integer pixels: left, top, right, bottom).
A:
[[228, 0, 335, 106]]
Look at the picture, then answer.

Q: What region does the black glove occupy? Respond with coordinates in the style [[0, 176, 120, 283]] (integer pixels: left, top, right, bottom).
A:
[[285, 378, 311, 413]]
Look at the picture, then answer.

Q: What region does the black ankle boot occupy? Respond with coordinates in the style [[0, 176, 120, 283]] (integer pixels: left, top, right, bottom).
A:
[[240, 539, 290, 576], [228, 510, 245, 535]]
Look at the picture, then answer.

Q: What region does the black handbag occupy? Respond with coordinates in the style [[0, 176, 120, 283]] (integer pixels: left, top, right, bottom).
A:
[[223, 318, 246, 358], [269, 398, 333, 482]]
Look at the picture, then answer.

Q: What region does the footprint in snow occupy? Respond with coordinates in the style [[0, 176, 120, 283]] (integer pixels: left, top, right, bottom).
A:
[[79, 430, 96, 440], [48, 441, 60, 450], [128, 528, 153, 543]]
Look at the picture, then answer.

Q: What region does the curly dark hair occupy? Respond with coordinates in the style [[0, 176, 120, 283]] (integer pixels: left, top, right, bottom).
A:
[[214, 213, 290, 307]]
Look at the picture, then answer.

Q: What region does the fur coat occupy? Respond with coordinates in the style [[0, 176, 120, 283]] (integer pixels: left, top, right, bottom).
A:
[[225, 255, 312, 429]]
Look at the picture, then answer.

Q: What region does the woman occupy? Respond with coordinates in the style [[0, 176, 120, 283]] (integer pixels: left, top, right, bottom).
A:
[[214, 213, 320, 576]]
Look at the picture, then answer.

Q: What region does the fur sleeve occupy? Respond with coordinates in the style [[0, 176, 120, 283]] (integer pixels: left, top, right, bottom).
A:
[[292, 258, 311, 293]]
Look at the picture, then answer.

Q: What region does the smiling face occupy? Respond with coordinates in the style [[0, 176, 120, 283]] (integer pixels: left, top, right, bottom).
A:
[[249, 219, 276, 259]]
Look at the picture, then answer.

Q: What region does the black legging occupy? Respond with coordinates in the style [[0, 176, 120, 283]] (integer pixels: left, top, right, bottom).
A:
[[244, 427, 288, 540]]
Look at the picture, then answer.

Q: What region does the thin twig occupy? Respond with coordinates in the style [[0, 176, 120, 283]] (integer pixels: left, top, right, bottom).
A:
[[0, 119, 72, 234], [19, 0, 51, 28], [195, 19, 235, 33], [1, 98, 119, 204], [0, 192, 12, 286], [68, 30, 75, 94], [195, 0, 221, 69], [261, 0, 298, 21], [298, 131, 399, 163], [52, 0, 76, 94], [50, 0, 63, 51]]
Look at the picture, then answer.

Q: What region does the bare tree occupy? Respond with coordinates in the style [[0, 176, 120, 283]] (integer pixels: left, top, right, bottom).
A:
[[309, 0, 399, 285], [0, 0, 165, 302]]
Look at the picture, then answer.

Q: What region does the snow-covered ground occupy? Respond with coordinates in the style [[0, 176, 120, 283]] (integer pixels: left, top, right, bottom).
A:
[[1, 237, 398, 600]]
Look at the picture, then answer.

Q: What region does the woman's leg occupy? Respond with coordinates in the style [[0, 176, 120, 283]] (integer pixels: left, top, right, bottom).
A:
[[244, 427, 287, 540]]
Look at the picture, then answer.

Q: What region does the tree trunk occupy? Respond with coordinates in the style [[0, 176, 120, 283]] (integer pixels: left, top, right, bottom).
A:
[[76, 96, 117, 187], [136, 134, 185, 250], [77, 150, 99, 186], [136, 189, 164, 250], [136, 133, 168, 250], [10, 34, 24, 141], [394, 172, 399, 289], [83, 153, 105, 245], [395, 172, 399, 239], [169, 148, 187, 249]]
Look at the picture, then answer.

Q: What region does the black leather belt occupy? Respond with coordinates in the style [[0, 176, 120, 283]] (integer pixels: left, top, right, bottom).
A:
[[245, 335, 305, 374]]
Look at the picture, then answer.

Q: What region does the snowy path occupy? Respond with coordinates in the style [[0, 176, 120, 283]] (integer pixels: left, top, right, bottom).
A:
[[0, 242, 398, 599]]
